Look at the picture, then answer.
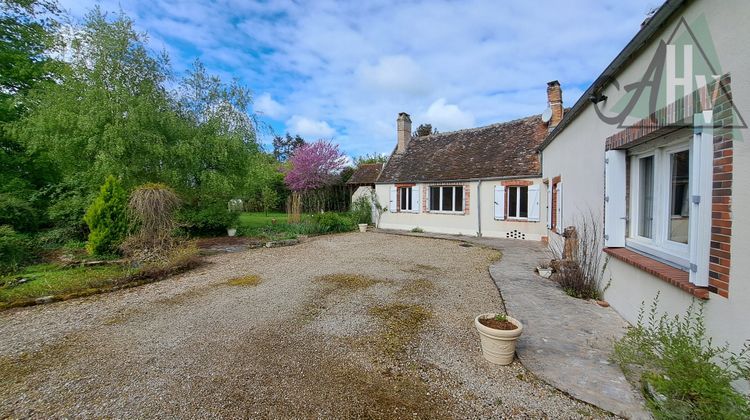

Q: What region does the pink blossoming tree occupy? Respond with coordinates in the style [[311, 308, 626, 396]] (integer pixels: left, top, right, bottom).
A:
[[284, 140, 347, 192]]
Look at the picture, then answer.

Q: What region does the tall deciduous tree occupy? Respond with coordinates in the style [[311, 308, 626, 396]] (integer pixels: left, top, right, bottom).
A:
[[284, 140, 346, 192], [0, 0, 62, 231]]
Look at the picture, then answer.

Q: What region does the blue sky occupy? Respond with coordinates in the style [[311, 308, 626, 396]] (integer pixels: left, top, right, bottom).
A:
[[58, 0, 661, 158]]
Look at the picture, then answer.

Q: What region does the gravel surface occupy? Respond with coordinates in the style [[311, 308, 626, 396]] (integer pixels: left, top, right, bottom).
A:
[[0, 232, 610, 418]]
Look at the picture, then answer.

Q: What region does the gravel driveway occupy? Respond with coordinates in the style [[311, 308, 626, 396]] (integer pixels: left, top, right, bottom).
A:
[[0, 232, 606, 418]]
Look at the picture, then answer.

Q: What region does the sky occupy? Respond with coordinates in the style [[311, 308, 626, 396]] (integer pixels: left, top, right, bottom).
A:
[[57, 0, 662, 158]]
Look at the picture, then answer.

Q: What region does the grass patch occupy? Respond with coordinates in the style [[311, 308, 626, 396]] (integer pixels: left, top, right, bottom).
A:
[[0, 263, 131, 305], [238, 212, 289, 229], [226, 274, 262, 286], [0, 244, 203, 310], [316, 273, 379, 290], [369, 303, 433, 357]]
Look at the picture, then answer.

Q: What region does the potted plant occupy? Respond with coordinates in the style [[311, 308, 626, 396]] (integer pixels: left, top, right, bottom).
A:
[[474, 312, 523, 365], [358, 223, 368, 233], [227, 227, 237, 237], [536, 260, 553, 279]]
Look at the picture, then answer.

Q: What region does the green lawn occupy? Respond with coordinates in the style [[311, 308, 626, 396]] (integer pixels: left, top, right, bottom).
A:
[[237, 212, 289, 229], [0, 263, 132, 307]]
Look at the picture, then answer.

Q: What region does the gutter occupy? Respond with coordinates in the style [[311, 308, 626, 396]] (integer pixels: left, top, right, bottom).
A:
[[537, 0, 689, 152], [375, 173, 543, 185]]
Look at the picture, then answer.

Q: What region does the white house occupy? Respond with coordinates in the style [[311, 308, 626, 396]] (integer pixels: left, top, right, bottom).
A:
[[539, 0, 750, 353], [375, 83, 565, 241]]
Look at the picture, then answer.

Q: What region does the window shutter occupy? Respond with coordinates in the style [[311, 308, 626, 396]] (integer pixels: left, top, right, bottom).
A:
[[494, 185, 505, 220], [389, 186, 397, 212], [546, 182, 553, 228], [555, 182, 565, 233], [411, 185, 420, 213], [689, 116, 713, 287], [604, 150, 627, 247], [527, 184, 540, 221]]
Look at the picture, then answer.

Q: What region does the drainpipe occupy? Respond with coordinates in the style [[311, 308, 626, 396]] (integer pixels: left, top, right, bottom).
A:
[[476, 180, 483, 237]]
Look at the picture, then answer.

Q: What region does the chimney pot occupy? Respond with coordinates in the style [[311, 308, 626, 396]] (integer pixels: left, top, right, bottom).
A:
[[546, 81, 563, 129], [396, 112, 412, 153]]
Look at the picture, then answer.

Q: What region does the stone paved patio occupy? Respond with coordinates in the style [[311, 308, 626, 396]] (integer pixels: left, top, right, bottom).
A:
[[379, 229, 651, 419]]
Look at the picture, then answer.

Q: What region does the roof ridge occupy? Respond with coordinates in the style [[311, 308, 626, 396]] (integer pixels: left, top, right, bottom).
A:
[[414, 113, 542, 141]]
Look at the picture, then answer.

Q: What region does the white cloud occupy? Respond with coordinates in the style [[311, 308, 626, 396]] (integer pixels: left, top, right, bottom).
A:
[[254, 93, 286, 119], [286, 115, 336, 139], [358, 55, 431, 95], [422, 98, 475, 132], [58, 0, 660, 156]]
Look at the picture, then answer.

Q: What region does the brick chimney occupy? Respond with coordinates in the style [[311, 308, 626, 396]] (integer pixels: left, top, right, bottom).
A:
[[396, 112, 412, 153], [547, 80, 563, 129]]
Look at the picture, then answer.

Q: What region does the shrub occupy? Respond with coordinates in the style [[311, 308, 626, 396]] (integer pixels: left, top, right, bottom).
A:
[[123, 183, 180, 260], [0, 225, 32, 273], [411, 227, 424, 233], [46, 181, 92, 241], [83, 176, 129, 256], [0, 192, 38, 232], [178, 202, 238, 236], [350, 195, 372, 225], [313, 212, 356, 233], [549, 211, 608, 300], [613, 295, 750, 419]]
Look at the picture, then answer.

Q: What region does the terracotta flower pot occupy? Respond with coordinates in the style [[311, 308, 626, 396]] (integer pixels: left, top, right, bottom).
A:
[[358, 223, 368, 233], [474, 313, 523, 365]]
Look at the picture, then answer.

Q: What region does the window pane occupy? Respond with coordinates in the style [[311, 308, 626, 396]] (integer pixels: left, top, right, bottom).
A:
[[508, 187, 518, 217], [669, 150, 690, 244], [429, 187, 440, 211], [454, 187, 463, 211], [638, 156, 654, 238], [519, 186, 528, 218], [442, 187, 453, 211], [400, 187, 407, 210]]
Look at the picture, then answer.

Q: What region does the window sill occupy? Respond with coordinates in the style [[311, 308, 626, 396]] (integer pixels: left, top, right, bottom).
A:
[[428, 211, 465, 215], [603, 247, 709, 299], [504, 217, 539, 223]]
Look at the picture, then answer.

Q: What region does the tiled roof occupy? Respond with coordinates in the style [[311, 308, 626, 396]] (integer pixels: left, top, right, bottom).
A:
[[377, 115, 547, 183], [346, 163, 383, 185]]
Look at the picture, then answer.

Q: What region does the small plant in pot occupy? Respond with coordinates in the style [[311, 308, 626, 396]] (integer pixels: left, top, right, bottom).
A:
[[474, 312, 523, 365], [536, 260, 553, 279], [358, 223, 368, 233]]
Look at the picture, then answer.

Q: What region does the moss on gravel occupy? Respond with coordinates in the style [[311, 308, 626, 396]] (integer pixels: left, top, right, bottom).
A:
[[315, 273, 379, 289], [369, 303, 433, 357], [226, 274, 262, 286]]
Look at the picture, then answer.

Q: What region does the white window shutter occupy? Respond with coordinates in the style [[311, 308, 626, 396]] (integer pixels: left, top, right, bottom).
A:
[[527, 184, 540, 221], [555, 182, 565, 233], [411, 185, 420, 213], [604, 150, 627, 247], [546, 182, 553, 228], [494, 185, 505, 220], [689, 116, 713, 287], [389, 186, 397, 212]]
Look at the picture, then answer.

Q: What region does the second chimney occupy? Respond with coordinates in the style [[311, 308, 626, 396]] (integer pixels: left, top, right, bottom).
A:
[[547, 81, 563, 129], [396, 112, 412, 153]]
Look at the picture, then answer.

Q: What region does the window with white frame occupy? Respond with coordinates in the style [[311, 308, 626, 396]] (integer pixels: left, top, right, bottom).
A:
[[429, 186, 463, 212], [627, 132, 692, 266], [399, 186, 414, 211], [507, 186, 529, 218]]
